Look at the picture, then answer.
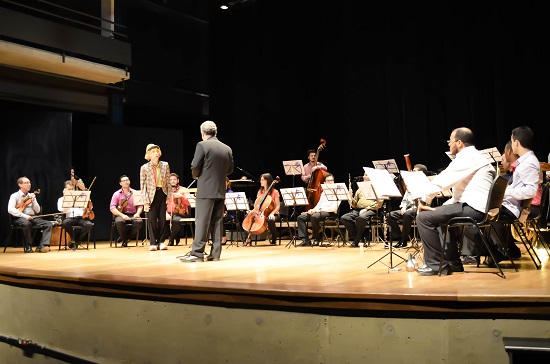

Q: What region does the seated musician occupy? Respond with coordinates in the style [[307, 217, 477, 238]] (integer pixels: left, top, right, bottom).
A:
[[341, 173, 383, 248], [297, 173, 339, 246], [57, 180, 94, 248], [7, 176, 52, 253], [387, 164, 427, 249], [165, 173, 191, 246], [109, 175, 143, 247], [243, 173, 281, 246]]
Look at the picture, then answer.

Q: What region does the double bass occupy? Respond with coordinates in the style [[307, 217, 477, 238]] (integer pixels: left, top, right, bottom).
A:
[[242, 176, 280, 243], [306, 139, 328, 209]]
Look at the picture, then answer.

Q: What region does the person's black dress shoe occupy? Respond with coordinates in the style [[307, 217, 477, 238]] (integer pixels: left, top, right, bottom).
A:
[[298, 239, 311, 247], [206, 256, 220, 261], [24, 246, 33, 253], [449, 260, 464, 272], [394, 241, 408, 249], [312, 241, 320, 246]]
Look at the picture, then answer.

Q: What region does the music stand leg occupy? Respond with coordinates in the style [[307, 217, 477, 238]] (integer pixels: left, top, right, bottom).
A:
[[142, 212, 149, 245], [285, 204, 300, 249], [367, 200, 407, 270], [226, 212, 243, 249]]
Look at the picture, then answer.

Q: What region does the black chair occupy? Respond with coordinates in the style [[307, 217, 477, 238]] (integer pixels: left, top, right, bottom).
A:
[[110, 219, 140, 247], [319, 204, 345, 247], [510, 198, 542, 269], [525, 182, 550, 257], [3, 216, 44, 253], [438, 176, 512, 278], [58, 222, 95, 251]]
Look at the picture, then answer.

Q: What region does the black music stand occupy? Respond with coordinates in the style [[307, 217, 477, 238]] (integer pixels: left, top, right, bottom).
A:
[[479, 147, 503, 172], [281, 187, 308, 248], [61, 190, 90, 250], [364, 167, 405, 271], [224, 192, 249, 248]]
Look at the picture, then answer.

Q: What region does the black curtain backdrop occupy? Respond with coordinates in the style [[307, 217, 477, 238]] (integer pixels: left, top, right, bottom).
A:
[[0, 106, 72, 244], [210, 1, 549, 186], [2, 1, 549, 243], [85, 125, 184, 240]]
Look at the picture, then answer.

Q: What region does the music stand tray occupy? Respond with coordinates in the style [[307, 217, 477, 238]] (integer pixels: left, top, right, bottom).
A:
[[364, 167, 405, 271], [225, 192, 249, 248], [280, 187, 308, 248]]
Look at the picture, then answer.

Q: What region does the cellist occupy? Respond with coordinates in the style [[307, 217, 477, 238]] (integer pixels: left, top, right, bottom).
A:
[[244, 173, 281, 246], [165, 173, 190, 246]]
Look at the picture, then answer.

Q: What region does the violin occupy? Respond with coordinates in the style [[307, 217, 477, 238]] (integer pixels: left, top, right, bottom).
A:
[[167, 185, 190, 216], [117, 191, 132, 213], [16, 189, 40, 211], [242, 176, 280, 238], [82, 177, 97, 220]]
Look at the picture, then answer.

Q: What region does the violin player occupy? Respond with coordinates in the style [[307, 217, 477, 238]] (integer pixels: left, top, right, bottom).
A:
[[7, 176, 52, 253], [140, 144, 171, 251], [109, 175, 143, 247], [57, 180, 94, 249], [180, 120, 234, 263], [70, 167, 86, 191], [165, 173, 191, 246]]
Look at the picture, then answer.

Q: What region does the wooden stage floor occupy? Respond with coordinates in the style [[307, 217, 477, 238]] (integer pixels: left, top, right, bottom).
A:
[[1, 239, 550, 318]]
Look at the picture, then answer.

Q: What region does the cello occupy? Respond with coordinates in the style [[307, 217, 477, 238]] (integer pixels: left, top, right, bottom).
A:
[[306, 139, 328, 209], [242, 176, 280, 244]]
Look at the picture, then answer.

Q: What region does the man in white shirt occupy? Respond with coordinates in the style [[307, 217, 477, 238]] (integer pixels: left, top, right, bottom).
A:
[[415, 127, 496, 276], [297, 173, 340, 246]]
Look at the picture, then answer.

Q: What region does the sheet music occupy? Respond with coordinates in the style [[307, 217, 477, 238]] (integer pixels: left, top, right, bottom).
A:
[[61, 190, 90, 208], [184, 192, 196, 208], [320, 183, 349, 201], [282, 160, 304, 176], [372, 159, 399, 174], [363, 167, 402, 197], [280, 187, 309, 206], [445, 151, 456, 160], [225, 192, 249, 211], [479, 147, 502, 163], [400, 170, 438, 200], [356, 181, 378, 200], [133, 190, 146, 206]]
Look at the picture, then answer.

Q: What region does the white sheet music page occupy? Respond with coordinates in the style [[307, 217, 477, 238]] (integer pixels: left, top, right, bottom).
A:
[[363, 167, 402, 197], [320, 183, 349, 201], [400, 170, 439, 200], [356, 181, 378, 200]]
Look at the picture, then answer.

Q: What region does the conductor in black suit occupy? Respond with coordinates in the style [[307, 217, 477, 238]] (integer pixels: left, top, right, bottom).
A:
[[181, 120, 234, 262]]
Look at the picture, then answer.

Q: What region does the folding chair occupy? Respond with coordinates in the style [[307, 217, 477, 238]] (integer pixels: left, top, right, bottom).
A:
[[438, 176, 512, 278]]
